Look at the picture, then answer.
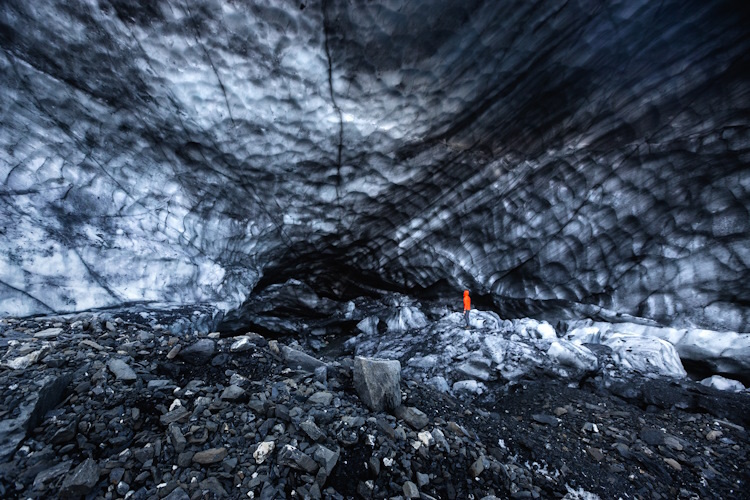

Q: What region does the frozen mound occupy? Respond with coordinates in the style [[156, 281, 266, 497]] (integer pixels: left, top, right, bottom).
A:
[[567, 320, 750, 376], [700, 375, 746, 392], [350, 301, 690, 394]]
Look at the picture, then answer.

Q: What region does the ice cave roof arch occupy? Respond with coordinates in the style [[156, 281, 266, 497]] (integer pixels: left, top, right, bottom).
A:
[[0, 0, 749, 331]]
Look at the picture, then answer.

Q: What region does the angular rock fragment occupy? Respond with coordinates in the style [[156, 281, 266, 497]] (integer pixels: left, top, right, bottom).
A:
[[640, 428, 664, 446], [300, 420, 326, 442], [50, 419, 77, 444], [177, 339, 215, 365], [34, 327, 62, 339], [253, 441, 275, 464], [60, 458, 100, 496], [455, 358, 493, 381], [308, 391, 333, 406], [0, 373, 72, 461], [168, 424, 186, 453], [33, 460, 72, 490], [586, 447, 604, 461], [4, 347, 48, 370], [394, 405, 429, 430], [469, 457, 485, 477], [278, 444, 318, 473], [220, 384, 246, 400], [353, 356, 401, 412], [532, 414, 559, 427], [402, 480, 420, 498], [547, 340, 598, 372], [107, 358, 137, 381], [199, 477, 228, 496], [163, 487, 191, 500], [192, 447, 227, 464], [159, 406, 189, 425], [281, 345, 327, 373], [231, 333, 267, 351], [313, 445, 339, 477]]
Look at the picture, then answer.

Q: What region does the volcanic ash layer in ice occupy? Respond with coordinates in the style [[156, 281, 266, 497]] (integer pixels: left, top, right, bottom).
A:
[[1, 1, 750, 332]]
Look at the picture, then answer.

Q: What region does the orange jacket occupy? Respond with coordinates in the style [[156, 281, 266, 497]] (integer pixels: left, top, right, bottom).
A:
[[463, 290, 471, 311]]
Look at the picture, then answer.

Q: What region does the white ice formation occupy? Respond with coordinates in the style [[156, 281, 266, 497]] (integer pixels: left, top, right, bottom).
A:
[[0, 1, 748, 336]]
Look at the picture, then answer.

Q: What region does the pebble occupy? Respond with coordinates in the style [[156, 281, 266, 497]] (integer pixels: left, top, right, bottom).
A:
[[166, 344, 181, 359], [394, 405, 429, 430], [178, 339, 215, 364], [586, 447, 605, 461], [160, 406, 189, 425], [664, 435, 683, 451], [403, 480, 420, 498], [554, 407, 568, 416], [470, 457, 486, 477], [664, 458, 682, 471], [107, 358, 137, 381], [278, 444, 318, 473], [640, 428, 664, 446], [34, 327, 63, 338], [80, 339, 107, 351], [582, 422, 599, 433], [192, 447, 227, 464], [254, 441, 275, 464], [532, 414, 558, 426], [220, 384, 246, 400], [308, 391, 333, 405], [706, 430, 723, 441], [300, 420, 326, 442]]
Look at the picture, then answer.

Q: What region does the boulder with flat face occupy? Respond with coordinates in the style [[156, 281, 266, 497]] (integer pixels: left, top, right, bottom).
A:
[[353, 356, 402, 412]]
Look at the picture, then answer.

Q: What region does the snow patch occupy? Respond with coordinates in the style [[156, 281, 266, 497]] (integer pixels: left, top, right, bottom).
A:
[[700, 375, 746, 392]]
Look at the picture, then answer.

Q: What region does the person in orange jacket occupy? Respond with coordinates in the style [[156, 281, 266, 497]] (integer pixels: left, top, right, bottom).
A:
[[463, 290, 471, 327]]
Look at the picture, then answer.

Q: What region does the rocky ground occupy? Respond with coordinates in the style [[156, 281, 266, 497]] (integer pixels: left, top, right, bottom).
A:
[[0, 308, 749, 499]]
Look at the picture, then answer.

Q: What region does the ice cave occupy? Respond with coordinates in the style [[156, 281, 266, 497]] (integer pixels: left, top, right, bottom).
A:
[[0, 1, 749, 499]]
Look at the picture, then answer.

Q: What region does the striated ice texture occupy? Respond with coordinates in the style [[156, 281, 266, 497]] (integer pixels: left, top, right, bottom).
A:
[[1, 1, 749, 331]]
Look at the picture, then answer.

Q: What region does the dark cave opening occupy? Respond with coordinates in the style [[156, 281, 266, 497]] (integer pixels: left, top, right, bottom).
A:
[[683, 358, 750, 387], [217, 248, 502, 336]]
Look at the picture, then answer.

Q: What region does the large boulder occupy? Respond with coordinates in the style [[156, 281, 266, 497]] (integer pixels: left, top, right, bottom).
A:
[[353, 356, 402, 412]]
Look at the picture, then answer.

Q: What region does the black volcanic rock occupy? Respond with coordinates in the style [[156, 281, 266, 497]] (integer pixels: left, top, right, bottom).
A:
[[0, 311, 748, 498], [0, 0, 749, 332]]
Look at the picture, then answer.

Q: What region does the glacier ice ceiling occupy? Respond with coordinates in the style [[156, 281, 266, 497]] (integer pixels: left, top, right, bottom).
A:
[[1, 0, 749, 331]]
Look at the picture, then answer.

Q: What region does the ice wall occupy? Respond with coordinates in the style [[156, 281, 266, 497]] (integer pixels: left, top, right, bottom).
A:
[[1, 0, 749, 330]]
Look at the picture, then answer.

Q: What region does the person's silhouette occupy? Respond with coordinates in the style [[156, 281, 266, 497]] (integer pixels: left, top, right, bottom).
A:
[[463, 290, 471, 327]]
